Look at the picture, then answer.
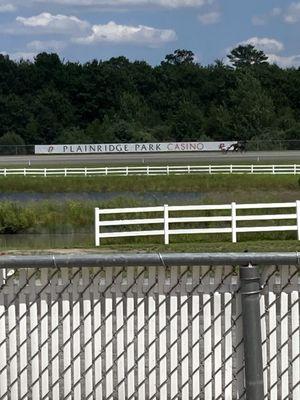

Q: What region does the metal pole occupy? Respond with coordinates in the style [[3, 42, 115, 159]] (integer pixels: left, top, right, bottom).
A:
[[240, 264, 264, 400], [0, 252, 299, 269]]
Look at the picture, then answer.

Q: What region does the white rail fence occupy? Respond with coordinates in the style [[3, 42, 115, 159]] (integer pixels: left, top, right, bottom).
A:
[[2, 164, 300, 177], [95, 201, 300, 245], [0, 260, 299, 400]]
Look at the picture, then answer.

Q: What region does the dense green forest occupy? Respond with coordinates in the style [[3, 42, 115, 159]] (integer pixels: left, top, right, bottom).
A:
[[0, 45, 300, 148]]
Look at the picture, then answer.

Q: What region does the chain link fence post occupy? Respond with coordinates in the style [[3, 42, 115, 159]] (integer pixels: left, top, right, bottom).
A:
[[240, 263, 264, 400]]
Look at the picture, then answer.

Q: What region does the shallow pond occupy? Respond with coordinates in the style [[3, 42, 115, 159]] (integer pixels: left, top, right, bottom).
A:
[[0, 233, 93, 249], [0, 191, 204, 248]]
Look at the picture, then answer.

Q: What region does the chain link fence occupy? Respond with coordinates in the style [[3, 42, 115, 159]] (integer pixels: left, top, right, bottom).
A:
[[0, 145, 34, 156], [0, 253, 299, 399]]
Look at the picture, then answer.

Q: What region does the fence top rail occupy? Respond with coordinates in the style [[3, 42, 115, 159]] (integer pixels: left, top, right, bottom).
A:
[[236, 201, 296, 209], [97, 206, 165, 214], [0, 164, 299, 173], [1, 252, 300, 269], [168, 204, 231, 211], [97, 201, 297, 215]]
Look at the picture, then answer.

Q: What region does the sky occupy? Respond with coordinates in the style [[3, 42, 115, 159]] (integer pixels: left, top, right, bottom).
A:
[[0, 0, 300, 67]]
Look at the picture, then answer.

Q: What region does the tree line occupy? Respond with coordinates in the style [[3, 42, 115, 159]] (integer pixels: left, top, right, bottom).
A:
[[0, 45, 300, 149]]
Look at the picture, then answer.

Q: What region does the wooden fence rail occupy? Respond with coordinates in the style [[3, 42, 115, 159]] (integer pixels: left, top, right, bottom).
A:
[[95, 201, 300, 245], [1, 164, 300, 177]]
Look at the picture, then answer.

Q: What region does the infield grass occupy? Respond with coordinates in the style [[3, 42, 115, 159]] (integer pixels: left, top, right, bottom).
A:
[[1, 239, 299, 252], [1, 173, 299, 250], [0, 174, 299, 195]]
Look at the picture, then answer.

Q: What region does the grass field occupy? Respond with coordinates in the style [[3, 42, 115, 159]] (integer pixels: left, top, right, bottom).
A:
[[0, 173, 299, 250], [1, 240, 300, 253], [0, 174, 299, 194], [93, 240, 300, 252]]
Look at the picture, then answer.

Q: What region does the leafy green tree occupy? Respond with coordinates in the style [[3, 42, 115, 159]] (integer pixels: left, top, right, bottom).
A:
[[33, 53, 65, 89], [284, 123, 300, 140], [227, 45, 268, 68], [0, 50, 298, 146], [56, 127, 92, 144], [0, 131, 26, 154], [229, 72, 275, 138], [0, 54, 20, 95], [85, 119, 110, 142], [131, 129, 155, 142], [275, 107, 296, 131], [247, 130, 287, 151], [283, 123, 300, 149], [118, 92, 160, 127], [104, 120, 135, 142], [163, 49, 195, 65], [170, 101, 206, 141], [23, 117, 40, 144], [0, 94, 31, 136], [33, 88, 75, 143], [205, 105, 233, 140], [147, 125, 172, 141]]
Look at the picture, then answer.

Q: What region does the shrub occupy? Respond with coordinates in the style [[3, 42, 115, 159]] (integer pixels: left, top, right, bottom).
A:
[[0, 202, 35, 233]]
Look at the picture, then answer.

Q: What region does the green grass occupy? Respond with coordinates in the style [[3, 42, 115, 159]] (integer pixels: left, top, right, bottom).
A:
[[1, 199, 296, 234], [0, 174, 299, 193], [1, 240, 299, 253], [0, 173, 299, 251], [95, 240, 300, 252], [0, 199, 299, 248]]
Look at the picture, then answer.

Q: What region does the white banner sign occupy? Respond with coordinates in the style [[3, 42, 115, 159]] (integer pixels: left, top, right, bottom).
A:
[[35, 141, 237, 154]]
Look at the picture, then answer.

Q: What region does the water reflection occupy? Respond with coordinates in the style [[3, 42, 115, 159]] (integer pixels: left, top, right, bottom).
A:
[[0, 191, 203, 248], [0, 233, 92, 249]]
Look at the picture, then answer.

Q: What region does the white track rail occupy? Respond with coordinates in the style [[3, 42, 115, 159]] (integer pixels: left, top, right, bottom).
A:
[[95, 200, 300, 245], [1, 164, 300, 177]]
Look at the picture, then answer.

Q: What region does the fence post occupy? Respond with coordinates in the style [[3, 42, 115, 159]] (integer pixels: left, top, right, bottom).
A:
[[164, 204, 169, 245], [240, 264, 264, 400], [95, 208, 100, 246], [231, 202, 237, 243], [296, 201, 300, 240]]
